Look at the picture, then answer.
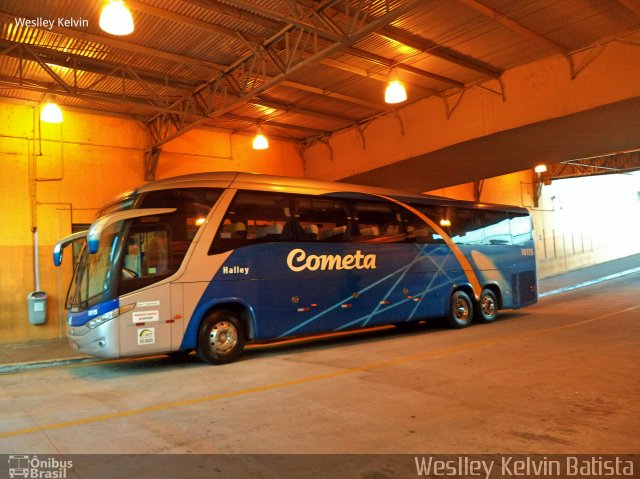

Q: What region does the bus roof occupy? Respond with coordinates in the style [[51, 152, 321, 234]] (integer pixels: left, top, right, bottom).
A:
[[109, 171, 529, 214]]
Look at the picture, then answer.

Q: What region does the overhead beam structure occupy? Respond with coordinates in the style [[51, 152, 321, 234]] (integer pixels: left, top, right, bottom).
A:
[[324, 2, 502, 81], [456, 0, 569, 55], [176, 1, 483, 102], [0, 10, 224, 72], [186, 0, 468, 99], [0, 9, 390, 116], [143, 0, 424, 179], [125, 0, 393, 111], [341, 46, 465, 88], [532, 150, 640, 206], [374, 24, 502, 79], [0, 39, 360, 129], [549, 151, 640, 180]]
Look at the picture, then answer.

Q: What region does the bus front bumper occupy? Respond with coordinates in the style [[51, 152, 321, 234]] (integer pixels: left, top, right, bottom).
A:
[[67, 319, 120, 359]]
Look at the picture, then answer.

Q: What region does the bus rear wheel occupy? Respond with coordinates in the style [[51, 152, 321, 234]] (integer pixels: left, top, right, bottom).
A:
[[476, 288, 499, 323], [197, 310, 245, 364], [447, 291, 473, 329]]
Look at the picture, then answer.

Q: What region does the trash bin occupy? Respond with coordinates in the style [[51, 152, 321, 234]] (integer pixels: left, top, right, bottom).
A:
[[27, 291, 47, 325]]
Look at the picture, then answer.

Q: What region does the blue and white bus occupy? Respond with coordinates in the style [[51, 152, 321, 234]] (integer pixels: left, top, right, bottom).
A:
[[54, 172, 537, 364]]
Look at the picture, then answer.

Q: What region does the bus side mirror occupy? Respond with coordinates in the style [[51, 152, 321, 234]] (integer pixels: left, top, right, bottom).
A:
[[53, 245, 63, 267], [85, 208, 176, 254], [86, 207, 177, 255], [52, 231, 88, 267], [88, 236, 100, 254]]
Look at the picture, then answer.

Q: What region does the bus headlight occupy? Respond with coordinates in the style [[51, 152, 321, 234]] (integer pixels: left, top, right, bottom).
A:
[[86, 303, 135, 329]]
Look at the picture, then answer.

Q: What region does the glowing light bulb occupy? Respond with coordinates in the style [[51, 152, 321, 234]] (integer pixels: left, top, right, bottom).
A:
[[41, 101, 63, 123], [252, 128, 269, 150], [100, 0, 134, 36], [385, 79, 407, 104]]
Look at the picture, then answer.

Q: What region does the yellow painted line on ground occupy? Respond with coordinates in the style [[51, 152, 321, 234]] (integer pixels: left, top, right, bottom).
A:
[[1, 304, 638, 439]]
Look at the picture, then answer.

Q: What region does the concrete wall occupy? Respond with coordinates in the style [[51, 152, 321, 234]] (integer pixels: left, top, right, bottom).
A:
[[0, 100, 303, 343], [532, 171, 640, 278], [157, 129, 302, 179], [301, 41, 640, 182]]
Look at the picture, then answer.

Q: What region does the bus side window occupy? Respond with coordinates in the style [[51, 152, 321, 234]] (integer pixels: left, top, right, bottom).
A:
[[353, 201, 405, 243], [510, 212, 533, 245], [447, 207, 484, 245], [209, 191, 292, 254], [411, 204, 446, 243], [293, 197, 352, 242], [219, 221, 247, 239], [482, 210, 511, 245], [403, 207, 441, 243], [120, 224, 171, 295], [139, 187, 223, 271]]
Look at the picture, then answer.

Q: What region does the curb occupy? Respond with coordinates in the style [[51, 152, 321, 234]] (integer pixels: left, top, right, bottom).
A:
[[0, 356, 96, 375], [539, 267, 640, 298]]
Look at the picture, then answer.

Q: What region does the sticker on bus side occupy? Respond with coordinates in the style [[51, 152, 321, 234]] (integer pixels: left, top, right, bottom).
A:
[[137, 300, 160, 307], [137, 327, 155, 345], [132, 310, 160, 323]]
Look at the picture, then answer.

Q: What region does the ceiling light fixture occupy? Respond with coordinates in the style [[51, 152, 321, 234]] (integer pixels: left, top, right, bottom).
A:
[[252, 126, 269, 150], [100, 0, 134, 36], [40, 95, 63, 123], [534, 164, 547, 174], [384, 70, 407, 104]]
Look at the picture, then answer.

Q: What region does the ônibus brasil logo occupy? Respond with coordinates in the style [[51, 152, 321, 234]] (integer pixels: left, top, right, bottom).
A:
[[8, 455, 73, 478], [287, 248, 376, 272]]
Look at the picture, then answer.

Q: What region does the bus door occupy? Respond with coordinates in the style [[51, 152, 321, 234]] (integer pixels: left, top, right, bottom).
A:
[[117, 222, 179, 355]]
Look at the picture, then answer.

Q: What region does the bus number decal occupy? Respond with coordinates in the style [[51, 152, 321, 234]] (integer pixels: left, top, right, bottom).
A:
[[520, 248, 534, 256], [287, 248, 377, 272]]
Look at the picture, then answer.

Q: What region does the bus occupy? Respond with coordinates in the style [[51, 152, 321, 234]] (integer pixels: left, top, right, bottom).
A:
[[53, 172, 537, 364]]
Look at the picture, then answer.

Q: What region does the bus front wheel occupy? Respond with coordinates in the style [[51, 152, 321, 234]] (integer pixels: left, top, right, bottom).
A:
[[197, 310, 245, 364], [476, 288, 499, 323], [447, 291, 473, 329]]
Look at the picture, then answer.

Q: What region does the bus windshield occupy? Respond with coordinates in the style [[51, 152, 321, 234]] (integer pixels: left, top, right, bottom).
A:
[[67, 221, 124, 310]]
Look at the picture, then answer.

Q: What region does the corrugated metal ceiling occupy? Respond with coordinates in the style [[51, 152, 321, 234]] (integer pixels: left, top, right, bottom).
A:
[[0, 0, 638, 147]]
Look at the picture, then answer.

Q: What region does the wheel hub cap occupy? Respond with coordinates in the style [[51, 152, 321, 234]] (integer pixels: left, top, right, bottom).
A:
[[209, 321, 238, 355], [454, 299, 469, 321], [482, 296, 496, 316]]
